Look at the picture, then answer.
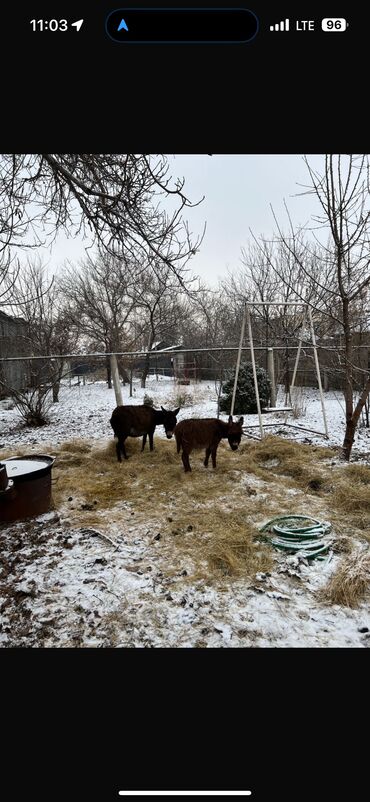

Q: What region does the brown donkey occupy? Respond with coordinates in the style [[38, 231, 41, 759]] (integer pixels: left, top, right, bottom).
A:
[[110, 405, 180, 462], [174, 415, 244, 472]]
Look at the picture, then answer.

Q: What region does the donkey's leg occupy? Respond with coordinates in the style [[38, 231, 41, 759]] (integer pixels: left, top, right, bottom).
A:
[[181, 450, 191, 472], [204, 447, 211, 467], [141, 434, 147, 452], [211, 446, 218, 469], [149, 428, 155, 451], [118, 437, 128, 461]]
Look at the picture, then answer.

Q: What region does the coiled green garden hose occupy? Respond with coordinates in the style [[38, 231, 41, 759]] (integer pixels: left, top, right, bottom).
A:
[[259, 515, 333, 560]]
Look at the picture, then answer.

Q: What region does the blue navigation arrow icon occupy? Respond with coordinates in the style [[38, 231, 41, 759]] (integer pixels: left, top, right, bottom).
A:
[[106, 9, 260, 44], [117, 18, 129, 32]]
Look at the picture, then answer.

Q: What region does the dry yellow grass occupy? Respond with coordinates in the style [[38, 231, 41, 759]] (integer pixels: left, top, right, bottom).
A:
[[330, 464, 370, 534], [320, 550, 370, 607], [239, 436, 335, 492], [49, 436, 274, 579], [343, 464, 370, 485], [200, 514, 272, 577], [52, 437, 247, 511], [2, 431, 368, 588], [162, 509, 272, 579]]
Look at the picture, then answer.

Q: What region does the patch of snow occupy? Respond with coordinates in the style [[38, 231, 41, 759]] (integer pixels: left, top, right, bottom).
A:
[[1, 379, 369, 648]]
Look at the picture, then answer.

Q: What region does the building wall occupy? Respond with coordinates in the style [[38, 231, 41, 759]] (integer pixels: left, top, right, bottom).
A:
[[0, 312, 30, 396]]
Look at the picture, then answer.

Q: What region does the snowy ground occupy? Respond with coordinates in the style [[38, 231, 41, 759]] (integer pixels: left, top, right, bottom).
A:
[[0, 511, 369, 648], [0, 377, 369, 648], [0, 376, 369, 455]]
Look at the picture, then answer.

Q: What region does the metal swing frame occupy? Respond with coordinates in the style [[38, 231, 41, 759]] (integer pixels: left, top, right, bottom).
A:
[[230, 302, 329, 440]]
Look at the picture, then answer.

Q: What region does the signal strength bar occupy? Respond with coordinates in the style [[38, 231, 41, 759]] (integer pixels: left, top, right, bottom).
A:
[[270, 19, 290, 31]]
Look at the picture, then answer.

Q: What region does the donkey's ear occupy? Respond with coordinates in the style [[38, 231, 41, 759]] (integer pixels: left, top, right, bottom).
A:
[[161, 406, 166, 413], [228, 415, 233, 424], [239, 416, 244, 425], [173, 407, 180, 416]]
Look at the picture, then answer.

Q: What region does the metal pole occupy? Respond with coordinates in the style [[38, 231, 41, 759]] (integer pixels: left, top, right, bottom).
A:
[[110, 354, 123, 406], [129, 361, 133, 398], [230, 304, 247, 417], [243, 422, 329, 438], [284, 309, 306, 422], [267, 348, 276, 407], [246, 305, 264, 438], [308, 308, 329, 438], [0, 344, 363, 363]]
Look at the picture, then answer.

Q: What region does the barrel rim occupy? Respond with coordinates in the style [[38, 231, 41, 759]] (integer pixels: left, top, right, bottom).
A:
[[0, 454, 55, 482]]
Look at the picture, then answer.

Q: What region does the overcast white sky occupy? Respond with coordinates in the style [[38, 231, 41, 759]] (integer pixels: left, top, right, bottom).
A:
[[43, 154, 325, 285]]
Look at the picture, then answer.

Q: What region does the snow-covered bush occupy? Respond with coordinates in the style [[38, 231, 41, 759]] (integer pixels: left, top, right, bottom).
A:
[[219, 362, 270, 415]]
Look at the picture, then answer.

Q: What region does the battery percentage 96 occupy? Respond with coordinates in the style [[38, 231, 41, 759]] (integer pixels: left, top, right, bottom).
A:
[[321, 18, 348, 31]]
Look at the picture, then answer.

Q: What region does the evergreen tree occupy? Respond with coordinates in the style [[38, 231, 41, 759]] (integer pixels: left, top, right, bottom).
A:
[[219, 362, 270, 415]]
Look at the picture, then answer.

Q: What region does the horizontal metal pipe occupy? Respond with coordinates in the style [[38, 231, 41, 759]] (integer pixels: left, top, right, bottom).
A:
[[0, 344, 368, 363], [243, 422, 328, 437]]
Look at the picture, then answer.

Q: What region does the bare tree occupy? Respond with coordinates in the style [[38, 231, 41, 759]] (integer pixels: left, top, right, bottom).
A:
[[0, 154, 204, 298], [131, 263, 196, 387], [59, 253, 140, 387], [169, 285, 242, 383], [224, 242, 279, 373], [268, 155, 370, 459], [234, 237, 334, 393], [7, 258, 78, 404]]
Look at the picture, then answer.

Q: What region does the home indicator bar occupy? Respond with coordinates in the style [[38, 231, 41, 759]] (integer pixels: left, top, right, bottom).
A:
[[105, 8, 259, 43]]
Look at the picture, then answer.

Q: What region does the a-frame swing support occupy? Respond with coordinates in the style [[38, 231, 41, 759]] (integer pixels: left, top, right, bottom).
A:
[[230, 302, 329, 440]]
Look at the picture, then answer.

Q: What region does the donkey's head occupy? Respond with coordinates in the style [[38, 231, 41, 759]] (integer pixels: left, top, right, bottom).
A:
[[227, 415, 244, 451], [161, 406, 180, 439]]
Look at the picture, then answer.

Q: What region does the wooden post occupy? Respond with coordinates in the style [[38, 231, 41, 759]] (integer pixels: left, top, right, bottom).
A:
[[267, 348, 276, 407], [129, 361, 133, 398], [110, 354, 123, 407], [230, 304, 247, 417]]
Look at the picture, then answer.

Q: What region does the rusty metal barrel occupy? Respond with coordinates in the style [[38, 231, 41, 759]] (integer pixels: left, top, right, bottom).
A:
[[0, 455, 55, 522], [0, 462, 8, 491]]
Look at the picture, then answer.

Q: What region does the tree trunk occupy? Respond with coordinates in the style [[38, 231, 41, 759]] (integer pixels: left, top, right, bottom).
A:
[[129, 363, 133, 398], [52, 380, 60, 403], [117, 357, 130, 385], [342, 419, 356, 461], [49, 359, 63, 403], [342, 377, 370, 460], [364, 397, 369, 429], [106, 358, 112, 389], [141, 354, 150, 389], [284, 343, 290, 396], [341, 298, 354, 460], [267, 348, 276, 407], [265, 317, 269, 373], [141, 330, 155, 388]]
